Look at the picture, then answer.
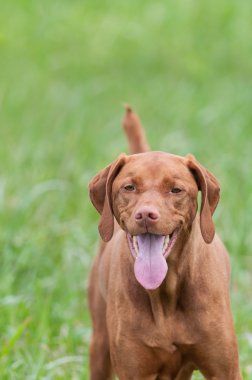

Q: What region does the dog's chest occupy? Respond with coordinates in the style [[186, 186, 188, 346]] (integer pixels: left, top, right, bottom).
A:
[[131, 311, 182, 352], [114, 289, 195, 354], [111, 314, 184, 376], [140, 323, 177, 353]]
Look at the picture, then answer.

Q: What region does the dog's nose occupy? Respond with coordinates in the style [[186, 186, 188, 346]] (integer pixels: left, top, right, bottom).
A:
[[135, 206, 160, 225]]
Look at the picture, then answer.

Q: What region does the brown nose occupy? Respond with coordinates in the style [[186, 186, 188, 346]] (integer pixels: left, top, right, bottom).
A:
[[135, 206, 160, 225]]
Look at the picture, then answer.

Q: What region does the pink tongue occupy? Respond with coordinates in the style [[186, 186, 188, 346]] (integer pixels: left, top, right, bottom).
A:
[[134, 234, 168, 290]]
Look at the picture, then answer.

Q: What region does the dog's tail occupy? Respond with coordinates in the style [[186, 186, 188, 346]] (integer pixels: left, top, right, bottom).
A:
[[122, 105, 150, 154]]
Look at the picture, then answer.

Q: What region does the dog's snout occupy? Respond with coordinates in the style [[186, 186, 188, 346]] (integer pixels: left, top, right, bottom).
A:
[[135, 206, 160, 225]]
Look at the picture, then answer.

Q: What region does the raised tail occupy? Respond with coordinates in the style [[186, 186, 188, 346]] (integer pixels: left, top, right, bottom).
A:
[[122, 105, 150, 154]]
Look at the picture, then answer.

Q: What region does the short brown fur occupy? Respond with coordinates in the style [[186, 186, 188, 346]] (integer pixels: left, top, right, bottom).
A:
[[88, 107, 242, 379]]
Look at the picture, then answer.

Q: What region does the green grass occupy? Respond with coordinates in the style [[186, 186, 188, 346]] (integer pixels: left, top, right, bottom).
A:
[[0, 0, 252, 378]]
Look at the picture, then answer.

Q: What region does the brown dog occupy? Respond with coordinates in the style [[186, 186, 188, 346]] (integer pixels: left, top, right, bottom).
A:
[[88, 107, 242, 379]]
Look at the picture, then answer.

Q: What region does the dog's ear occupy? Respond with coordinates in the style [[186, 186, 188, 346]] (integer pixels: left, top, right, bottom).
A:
[[186, 154, 220, 244], [89, 154, 127, 242]]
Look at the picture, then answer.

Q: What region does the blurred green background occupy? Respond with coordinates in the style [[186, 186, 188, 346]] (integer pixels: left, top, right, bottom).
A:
[[1, 0, 252, 378]]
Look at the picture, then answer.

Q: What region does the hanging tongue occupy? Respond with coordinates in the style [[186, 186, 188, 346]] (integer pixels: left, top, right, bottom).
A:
[[134, 234, 168, 290]]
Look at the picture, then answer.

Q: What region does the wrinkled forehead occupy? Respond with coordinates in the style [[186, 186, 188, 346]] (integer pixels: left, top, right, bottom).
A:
[[117, 152, 194, 184]]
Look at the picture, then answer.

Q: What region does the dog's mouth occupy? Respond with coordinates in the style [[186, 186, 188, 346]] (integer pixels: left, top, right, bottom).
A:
[[126, 229, 179, 290]]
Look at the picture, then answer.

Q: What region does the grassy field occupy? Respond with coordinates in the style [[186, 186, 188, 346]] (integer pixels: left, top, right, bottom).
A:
[[1, 0, 252, 378]]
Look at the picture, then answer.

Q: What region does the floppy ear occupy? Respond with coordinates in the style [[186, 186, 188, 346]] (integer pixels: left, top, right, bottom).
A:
[[186, 155, 220, 244], [89, 154, 127, 242]]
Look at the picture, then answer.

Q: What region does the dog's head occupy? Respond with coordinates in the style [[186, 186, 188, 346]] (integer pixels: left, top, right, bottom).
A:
[[89, 151, 220, 289]]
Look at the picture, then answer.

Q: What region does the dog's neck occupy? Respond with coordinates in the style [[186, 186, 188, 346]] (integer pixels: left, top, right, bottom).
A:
[[144, 216, 203, 326], [120, 215, 205, 326]]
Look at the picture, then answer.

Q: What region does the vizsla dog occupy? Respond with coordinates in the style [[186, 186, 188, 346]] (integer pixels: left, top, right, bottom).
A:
[[88, 107, 241, 379]]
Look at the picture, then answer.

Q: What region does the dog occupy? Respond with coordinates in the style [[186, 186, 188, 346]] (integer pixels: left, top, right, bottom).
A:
[[88, 106, 242, 379]]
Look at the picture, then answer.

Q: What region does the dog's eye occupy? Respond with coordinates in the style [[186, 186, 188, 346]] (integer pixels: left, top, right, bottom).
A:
[[171, 187, 182, 193], [124, 184, 136, 192]]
